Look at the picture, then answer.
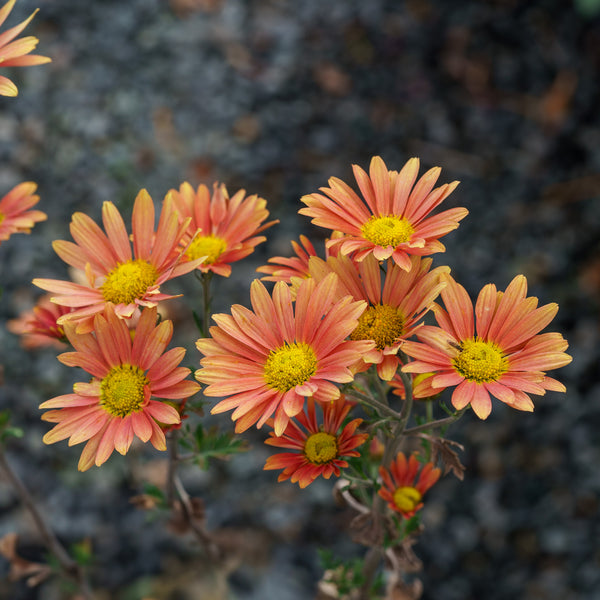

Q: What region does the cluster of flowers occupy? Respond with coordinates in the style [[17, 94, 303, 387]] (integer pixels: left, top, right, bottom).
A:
[[7, 146, 571, 521], [0, 5, 571, 518]]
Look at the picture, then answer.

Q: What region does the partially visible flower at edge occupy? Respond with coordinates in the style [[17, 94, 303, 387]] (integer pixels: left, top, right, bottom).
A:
[[6, 294, 71, 349], [39, 305, 201, 471], [299, 155, 467, 271], [389, 372, 441, 401], [196, 274, 375, 436], [308, 253, 448, 379], [378, 452, 441, 518], [264, 396, 368, 488], [0, 0, 51, 97], [170, 181, 278, 277], [402, 273, 572, 419], [33, 189, 204, 333], [0, 181, 46, 243], [256, 232, 343, 288]]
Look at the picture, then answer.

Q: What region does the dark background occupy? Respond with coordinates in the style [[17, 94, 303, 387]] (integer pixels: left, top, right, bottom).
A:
[[0, 0, 598, 598]]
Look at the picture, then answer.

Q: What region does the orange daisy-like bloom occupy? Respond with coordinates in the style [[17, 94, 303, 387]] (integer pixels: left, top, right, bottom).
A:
[[39, 306, 200, 471], [263, 396, 368, 488], [256, 234, 319, 285], [256, 232, 343, 285], [308, 253, 449, 379], [378, 452, 441, 518], [299, 156, 467, 271], [196, 274, 375, 436], [402, 274, 572, 419], [33, 189, 204, 333], [7, 295, 71, 349], [0, 182, 46, 243], [0, 0, 51, 97], [170, 181, 278, 277]]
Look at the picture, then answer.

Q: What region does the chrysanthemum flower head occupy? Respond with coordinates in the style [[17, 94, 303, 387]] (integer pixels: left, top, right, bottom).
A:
[[33, 189, 204, 333], [196, 274, 375, 436], [378, 452, 441, 518], [402, 274, 572, 419], [308, 253, 449, 379], [170, 181, 278, 277], [256, 232, 343, 283], [299, 156, 467, 271], [264, 396, 368, 488], [39, 305, 201, 471], [0, 182, 46, 243], [0, 0, 51, 97], [7, 294, 71, 349]]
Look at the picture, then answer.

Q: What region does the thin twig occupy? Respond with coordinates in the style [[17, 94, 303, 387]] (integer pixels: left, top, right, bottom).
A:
[[166, 431, 221, 562], [0, 449, 92, 598], [347, 389, 403, 421]]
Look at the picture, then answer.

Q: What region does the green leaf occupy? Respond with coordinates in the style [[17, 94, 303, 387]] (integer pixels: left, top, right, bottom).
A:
[[575, 0, 600, 17], [193, 424, 248, 469], [1, 426, 24, 442]]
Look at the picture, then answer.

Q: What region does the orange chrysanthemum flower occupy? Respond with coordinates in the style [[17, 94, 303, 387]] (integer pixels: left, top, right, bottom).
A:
[[256, 234, 319, 285], [196, 274, 375, 436], [299, 156, 467, 271], [378, 452, 441, 518], [402, 274, 572, 419], [7, 295, 71, 349], [0, 0, 51, 97], [33, 189, 204, 333], [170, 181, 278, 277], [263, 396, 368, 488], [308, 253, 448, 379], [0, 182, 46, 243], [256, 232, 343, 285], [39, 306, 201, 471]]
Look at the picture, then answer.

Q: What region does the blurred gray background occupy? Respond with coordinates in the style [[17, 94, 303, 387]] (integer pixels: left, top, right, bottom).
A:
[[0, 0, 598, 598]]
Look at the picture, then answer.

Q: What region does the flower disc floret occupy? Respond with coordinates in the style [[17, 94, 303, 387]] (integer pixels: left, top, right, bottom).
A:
[[393, 486, 422, 513], [350, 303, 404, 350], [264, 342, 318, 392], [100, 364, 148, 417], [304, 432, 338, 464], [187, 234, 227, 264], [361, 215, 414, 248], [453, 339, 507, 383], [101, 259, 159, 304]]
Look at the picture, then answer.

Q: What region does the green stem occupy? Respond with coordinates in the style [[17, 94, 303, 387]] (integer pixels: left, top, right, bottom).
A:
[[347, 389, 403, 421], [403, 408, 467, 436]]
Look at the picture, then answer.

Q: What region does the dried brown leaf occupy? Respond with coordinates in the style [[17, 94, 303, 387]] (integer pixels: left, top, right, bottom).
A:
[[0, 533, 51, 587]]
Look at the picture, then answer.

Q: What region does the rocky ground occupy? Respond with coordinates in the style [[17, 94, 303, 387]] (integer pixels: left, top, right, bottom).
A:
[[0, 0, 599, 598]]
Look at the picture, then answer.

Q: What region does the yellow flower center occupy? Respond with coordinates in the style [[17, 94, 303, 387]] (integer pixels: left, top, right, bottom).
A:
[[304, 432, 338, 464], [350, 304, 404, 350], [263, 342, 318, 392], [393, 486, 422, 513], [453, 338, 508, 383], [361, 215, 414, 248], [101, 259, 158, 305], [186, 235, 227, 264], [0, 211, 5, 224], [100, 364, 148, 417]]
